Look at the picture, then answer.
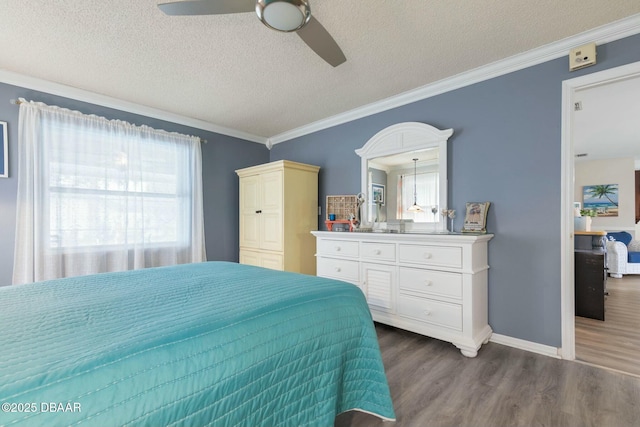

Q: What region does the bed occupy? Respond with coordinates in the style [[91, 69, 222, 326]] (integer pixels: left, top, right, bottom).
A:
[[0, 261, 394, 427]]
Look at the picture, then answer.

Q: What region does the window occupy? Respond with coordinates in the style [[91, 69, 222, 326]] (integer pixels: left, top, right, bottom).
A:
[[400, 171, 439, 222], [47, 124, 189, 249], [13, 100, 205, 284]]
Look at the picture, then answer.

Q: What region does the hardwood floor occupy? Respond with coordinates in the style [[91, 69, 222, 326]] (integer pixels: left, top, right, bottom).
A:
[[576, 275, 640, 377], [335, 323, 640, 427]]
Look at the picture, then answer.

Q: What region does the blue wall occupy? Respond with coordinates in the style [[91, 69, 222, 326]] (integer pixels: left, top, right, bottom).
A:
[[1, 32, 639, 347], [0, 83, 269, 286], [270, 33, 640, 347]]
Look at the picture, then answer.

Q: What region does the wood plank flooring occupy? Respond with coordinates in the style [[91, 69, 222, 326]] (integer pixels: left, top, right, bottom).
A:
[[335, 323, 640, 427], [575, 275, 640, 377]]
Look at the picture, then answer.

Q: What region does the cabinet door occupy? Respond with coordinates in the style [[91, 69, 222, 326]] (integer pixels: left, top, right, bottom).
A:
[[361, 262, 395, 313], [575, 251, 605, 320], [260, 171, 283, 251], [260, 171, 283, 212], [239, 175, 261, 249]]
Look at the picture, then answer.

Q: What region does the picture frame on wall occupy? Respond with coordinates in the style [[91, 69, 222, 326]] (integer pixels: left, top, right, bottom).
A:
[[582, 184, 618, 217], [0, 121, 7, 178], [372, 183, 385, 206]]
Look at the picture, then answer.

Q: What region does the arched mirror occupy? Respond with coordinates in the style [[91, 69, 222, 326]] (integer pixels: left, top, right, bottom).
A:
[[355, 122, 453, 232]]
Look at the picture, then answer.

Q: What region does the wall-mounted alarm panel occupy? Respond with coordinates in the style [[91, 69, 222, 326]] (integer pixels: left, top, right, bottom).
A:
[[569, 43, 597, 71]]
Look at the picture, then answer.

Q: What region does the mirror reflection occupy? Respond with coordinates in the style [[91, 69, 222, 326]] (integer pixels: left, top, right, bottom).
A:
[[356, 122, 452, 232], [367, 147, 440, 224]]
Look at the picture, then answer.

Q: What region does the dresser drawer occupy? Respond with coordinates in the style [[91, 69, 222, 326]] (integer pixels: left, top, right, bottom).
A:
[[317, 257, 359, 282], [399, 267, 462, 299], [317, 239, 359, 258], [397, 295, 462, 331], [361, 242, 396, 262], [398, 244, 462, 268]]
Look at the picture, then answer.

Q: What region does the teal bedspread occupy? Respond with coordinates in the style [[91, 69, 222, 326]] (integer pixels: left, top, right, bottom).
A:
[[0, 262, 394, 426]]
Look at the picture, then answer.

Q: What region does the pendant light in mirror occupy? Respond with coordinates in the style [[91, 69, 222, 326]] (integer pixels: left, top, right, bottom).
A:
[[407, 158, 423, 212]]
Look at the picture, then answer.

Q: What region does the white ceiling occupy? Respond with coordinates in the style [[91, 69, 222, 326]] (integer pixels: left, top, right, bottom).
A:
[[1, 1, 640, 142]]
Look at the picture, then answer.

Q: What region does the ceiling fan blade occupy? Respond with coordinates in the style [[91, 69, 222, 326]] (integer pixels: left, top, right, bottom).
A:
[[158, 0, 255, 16], [296, 16, 346, 67]]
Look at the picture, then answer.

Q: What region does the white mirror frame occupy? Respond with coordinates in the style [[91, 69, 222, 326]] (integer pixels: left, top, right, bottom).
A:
[[355, 122, 453, 231]]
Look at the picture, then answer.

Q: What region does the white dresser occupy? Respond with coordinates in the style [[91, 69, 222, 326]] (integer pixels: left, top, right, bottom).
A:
[[312, 231, 493, 357]]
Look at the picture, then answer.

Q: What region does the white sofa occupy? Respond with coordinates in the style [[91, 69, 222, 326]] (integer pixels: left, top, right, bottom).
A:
[[605, 231, 640, 278]]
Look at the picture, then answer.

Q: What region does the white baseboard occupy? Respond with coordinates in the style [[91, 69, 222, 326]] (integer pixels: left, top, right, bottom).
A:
[[489, 333, 561, 359]]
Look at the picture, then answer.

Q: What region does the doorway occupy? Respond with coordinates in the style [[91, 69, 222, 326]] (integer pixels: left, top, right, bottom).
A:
[[575, 275, 640, 376], [561, 61, 640, 373]]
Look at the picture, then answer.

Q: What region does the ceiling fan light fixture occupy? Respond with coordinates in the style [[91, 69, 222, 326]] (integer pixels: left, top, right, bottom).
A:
[[256, 0, 311, 32]]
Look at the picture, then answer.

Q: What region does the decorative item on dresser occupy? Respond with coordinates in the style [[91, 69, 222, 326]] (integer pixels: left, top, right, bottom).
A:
[[325, 195, 359, 231], [312, 231, 494, 357], [462, 202, 490, 233], [236, 160, 320, 274]]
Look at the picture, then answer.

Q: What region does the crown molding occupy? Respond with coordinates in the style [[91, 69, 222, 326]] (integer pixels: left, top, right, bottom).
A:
[[269, 13, 640, 145], [0, 69, 267, 145]]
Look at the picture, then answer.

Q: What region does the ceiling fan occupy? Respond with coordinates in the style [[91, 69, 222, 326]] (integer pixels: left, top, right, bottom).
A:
[[158, 0, 346, 67]]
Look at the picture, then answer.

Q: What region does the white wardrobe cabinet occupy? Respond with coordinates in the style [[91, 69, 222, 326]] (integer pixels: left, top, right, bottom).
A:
[[236, 160, 319, 274]]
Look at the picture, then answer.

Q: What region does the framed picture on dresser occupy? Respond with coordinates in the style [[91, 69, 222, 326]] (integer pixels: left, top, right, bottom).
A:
[[462, 202, 490, 233]]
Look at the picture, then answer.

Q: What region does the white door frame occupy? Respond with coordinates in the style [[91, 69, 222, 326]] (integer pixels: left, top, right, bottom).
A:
[[560, 60, 640, 360]]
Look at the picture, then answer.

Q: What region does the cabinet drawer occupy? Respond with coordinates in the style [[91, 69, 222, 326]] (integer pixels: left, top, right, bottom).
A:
[[317, 239, 359, 258], [260, 252, 284, 271], [397, 295, 462, 331], [317, 257, 359, 282], [361, 242, 396, 262], [240, 250, 283, 271], [398, 244, 462, 268], [399, 267, 462, 299]]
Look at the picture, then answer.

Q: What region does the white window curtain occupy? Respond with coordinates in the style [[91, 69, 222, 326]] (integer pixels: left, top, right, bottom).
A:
[[13, 99, 206, 285]]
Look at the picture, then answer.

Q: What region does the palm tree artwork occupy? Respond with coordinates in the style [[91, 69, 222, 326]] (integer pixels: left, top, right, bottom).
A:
[[583, 184, 619, 217]]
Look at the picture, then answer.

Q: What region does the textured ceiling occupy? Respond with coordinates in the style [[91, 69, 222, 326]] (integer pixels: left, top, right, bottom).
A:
[[1, 1, 640, 140]]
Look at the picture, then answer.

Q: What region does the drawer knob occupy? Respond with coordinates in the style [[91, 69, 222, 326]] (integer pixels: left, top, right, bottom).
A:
[[424, 281, 432, 286], [423, 310, 432, 316], [335, 246, 341, 251], [423, 253, 432, 259], [335, 267, 341, 272], [374, 249, 381, 255]]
